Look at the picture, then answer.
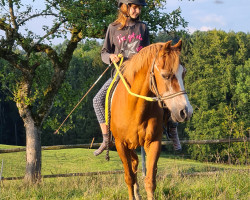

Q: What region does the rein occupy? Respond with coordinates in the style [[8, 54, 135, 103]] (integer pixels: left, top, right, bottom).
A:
[[113, 58, 157, 102], [113, 54, 186, 105]]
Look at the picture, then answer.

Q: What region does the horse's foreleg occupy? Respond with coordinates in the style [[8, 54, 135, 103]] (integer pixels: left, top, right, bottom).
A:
[[130, 150, 141, 200], [144, 140, 161, 200], [116, 141, 136, 200]]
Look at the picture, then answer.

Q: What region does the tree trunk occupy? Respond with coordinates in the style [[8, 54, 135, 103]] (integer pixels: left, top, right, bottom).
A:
[[23, 114, 42, 184], [16, 79, 42, 184]]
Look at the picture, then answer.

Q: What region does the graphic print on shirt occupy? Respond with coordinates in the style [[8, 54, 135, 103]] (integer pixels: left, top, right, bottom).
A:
[[117, 32, 144, 59]]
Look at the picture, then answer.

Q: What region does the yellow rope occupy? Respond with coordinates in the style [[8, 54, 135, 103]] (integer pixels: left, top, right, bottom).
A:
[[112, 56, 157, 102], [105, 56, 124, 125], [105, 55, 158, 124]]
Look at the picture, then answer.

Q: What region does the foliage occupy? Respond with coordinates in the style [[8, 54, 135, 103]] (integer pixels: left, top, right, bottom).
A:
[[181, 30, 250, 164], [42, 39, 110, 145], [0, 90, 25, 145]]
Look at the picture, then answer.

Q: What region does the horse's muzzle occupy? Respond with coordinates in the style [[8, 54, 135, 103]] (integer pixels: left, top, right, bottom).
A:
[[180, 105, 193, 121]]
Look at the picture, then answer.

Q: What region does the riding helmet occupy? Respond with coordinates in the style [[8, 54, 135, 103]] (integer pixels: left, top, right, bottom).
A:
[[118, 0, 147, 7]]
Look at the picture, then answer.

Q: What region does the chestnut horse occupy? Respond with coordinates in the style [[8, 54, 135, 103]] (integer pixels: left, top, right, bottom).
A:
[[110, 40, 193, 200]]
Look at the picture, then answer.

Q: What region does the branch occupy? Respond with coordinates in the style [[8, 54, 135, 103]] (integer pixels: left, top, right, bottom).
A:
[[29, 19, 67, 53], [1, 16, 60, 71], [1, 17, 60, 61], [0, 46, 30, 74], [0, 18, 33, 52], [35, 29, 82, 126], [61, 28, 82, 66], [0, 18, 11, 31], [32, 43, 61, 65], [8, 0, 18, 30], [18, 13, 60, 26], [0, 18, 14, 48]]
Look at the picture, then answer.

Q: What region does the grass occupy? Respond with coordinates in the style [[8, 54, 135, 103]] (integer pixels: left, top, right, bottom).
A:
[[0, 145, 24, 149], [0, 147, 124, 177], [0, 145, 249, 199]]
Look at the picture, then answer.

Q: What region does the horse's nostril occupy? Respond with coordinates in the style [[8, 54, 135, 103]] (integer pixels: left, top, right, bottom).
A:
[[180, 106, 187, 119], [180, 110, 185, 119]]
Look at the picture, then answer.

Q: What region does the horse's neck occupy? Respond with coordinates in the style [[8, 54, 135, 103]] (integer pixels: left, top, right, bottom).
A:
[[126, 65, 153, 115], [131, 65, 151, 97]]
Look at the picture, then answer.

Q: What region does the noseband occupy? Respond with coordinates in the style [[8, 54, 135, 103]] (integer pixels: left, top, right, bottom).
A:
[[149, 53, 187, 108]]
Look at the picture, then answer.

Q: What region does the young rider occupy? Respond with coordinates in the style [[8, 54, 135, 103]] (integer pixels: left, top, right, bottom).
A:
[[93, 0, 181, 156]]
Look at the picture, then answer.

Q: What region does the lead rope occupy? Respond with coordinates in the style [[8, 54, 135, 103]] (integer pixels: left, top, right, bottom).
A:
[[105, 84, 113, 161], [105, 81, 114, 161], [105, 110, 111, 161], [105, 55, 123, 161]]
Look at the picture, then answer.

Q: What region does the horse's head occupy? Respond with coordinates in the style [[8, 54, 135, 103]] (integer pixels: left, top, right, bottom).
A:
[[150, 40, 193, 122]]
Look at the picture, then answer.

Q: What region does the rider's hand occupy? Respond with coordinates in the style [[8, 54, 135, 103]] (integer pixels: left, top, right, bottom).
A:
[[110, 54, 120, 63]]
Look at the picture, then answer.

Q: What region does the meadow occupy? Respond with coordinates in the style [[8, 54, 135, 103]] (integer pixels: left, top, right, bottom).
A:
[[0, 144, 249, 200]]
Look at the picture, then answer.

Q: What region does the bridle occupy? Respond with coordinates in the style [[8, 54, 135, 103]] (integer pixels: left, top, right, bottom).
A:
[[149, 52, 187, 108], [111, 52, 186, 107]]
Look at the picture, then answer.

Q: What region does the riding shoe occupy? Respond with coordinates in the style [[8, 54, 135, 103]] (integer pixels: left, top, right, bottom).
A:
[[93, 134, 109, 156], [164, 123, 182, 151]]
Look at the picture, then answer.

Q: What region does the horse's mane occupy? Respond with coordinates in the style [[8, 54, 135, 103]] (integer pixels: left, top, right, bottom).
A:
[[122, 42, 180, 83], [122, 43, 160, 83]]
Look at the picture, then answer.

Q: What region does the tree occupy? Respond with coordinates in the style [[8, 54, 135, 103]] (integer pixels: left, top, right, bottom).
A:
[[181, 30, 249, 163], [42, 40, 108, 146], [0, 0, 188, 183]]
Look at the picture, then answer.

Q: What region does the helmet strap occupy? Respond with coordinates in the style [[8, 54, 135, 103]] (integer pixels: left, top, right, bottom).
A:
[[125, 4, 130, 17]]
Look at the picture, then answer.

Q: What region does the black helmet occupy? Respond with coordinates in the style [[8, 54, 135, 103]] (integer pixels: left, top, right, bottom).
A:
[[118, 0, 147, 7]]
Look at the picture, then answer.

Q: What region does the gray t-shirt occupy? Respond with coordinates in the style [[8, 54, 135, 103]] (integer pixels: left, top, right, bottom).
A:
[[101, 21, 150, 65]]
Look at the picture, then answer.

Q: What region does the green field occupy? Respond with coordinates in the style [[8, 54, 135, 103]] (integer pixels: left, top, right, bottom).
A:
[[0, 145, 249, 199]]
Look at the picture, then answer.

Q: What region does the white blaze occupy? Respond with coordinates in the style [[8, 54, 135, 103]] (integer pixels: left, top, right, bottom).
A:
[[163, 65, 193, 121]]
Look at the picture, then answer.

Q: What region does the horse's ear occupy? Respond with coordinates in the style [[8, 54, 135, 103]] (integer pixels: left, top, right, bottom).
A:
[[173, 40, 182, 51], [164, 40, 172, 52]]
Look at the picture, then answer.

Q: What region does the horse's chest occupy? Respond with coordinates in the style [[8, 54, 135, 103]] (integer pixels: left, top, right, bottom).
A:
[[123, 123, 147, 149]]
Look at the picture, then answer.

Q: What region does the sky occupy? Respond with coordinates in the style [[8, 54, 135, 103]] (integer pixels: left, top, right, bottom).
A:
[[165, 0, 250, 33], [1, 0, 249, 45]]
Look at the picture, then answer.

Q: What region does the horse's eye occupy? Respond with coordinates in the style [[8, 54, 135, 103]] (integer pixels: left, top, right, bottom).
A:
[[161, 73, 171, 80]]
